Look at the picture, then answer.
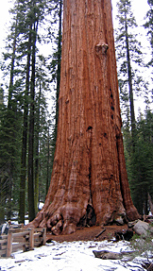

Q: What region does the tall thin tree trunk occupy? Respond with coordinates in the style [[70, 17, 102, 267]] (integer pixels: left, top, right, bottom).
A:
[[125, 16, 136, 147], [8, 11, 19, 110], [29, 0, 139, 234], [34, 81, 41, 214], [28, 19, 38, 221], [19, 26, 32, 223], [7, 12, 19, 220], [55, 0, 62, 138], [46, 125, 50, 195], [51, 0, 63, 168], [0, 178, 4, 223]]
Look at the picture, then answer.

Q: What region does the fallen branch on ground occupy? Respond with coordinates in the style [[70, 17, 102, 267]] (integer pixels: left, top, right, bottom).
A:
[[95, 228, 106, 238]]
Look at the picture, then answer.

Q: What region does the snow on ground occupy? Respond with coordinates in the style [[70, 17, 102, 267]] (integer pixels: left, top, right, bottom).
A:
[[0, 240, 147, 271]]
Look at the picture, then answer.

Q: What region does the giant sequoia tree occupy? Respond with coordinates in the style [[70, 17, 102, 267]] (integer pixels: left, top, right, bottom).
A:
[[30, 0, 139, 234]]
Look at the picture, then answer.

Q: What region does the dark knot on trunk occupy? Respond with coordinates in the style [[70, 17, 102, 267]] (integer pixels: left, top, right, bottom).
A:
[[95, 42, 109, 55]]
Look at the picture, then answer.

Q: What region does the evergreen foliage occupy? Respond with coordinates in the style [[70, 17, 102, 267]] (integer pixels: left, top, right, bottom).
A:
[[144, 0, 153, 68], [131, 110, 153, 214], [115, 0, 153, 215], [49, 0, 62, 171], [115, 0, 148, 133], [123, 109, 153, 214], [0, 0, 60, 223]]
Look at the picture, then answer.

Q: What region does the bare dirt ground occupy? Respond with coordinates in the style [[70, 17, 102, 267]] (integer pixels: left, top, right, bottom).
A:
[[46, 224, 128, 243]]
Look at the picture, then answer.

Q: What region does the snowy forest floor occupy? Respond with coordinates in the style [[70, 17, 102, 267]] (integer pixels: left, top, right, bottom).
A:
[[0, 238, 150, 271], [1, 224, 153, 271]]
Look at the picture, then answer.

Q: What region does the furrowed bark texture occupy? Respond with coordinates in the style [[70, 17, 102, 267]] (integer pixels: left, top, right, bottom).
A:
[[30, 0, 139, 234]]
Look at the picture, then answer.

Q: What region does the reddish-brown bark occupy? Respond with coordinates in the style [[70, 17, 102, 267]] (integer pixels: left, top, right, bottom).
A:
[[29, 0, 139, 234]]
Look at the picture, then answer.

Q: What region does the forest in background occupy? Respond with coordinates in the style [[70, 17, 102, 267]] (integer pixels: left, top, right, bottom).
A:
[[0, 0, 153, 224]]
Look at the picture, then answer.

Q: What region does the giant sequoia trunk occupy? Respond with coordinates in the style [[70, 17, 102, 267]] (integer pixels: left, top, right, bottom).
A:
[[29, 0, 139, 234]]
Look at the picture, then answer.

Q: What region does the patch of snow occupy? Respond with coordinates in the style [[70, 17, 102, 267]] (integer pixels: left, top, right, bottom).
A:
[[0, 240, 147, 271], [24, 220, 29, 226], [38, 202, 44, 210]]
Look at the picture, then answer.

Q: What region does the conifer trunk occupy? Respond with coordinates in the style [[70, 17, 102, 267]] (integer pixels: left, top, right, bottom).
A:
[[28, 18, 38, 221], [46, 126, 50, 195], [34, 81, 41, 214], [8, 15, 18, 110], [51, 0, 63, 169], [30, 0, 139, 234], [55, 0, 62, 137], [125, 17, 136, 147], [19, 26, 32, 223]]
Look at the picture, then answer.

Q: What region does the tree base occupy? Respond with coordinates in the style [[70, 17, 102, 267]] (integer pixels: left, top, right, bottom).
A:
[[27, 200, 139, 236]]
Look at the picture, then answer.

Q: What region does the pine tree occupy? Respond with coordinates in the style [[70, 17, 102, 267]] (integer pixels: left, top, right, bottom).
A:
[[144, 0, 153, 68], [130, 109, 153, 214], [115, 0, 147, 148], [54, 0, 62, 142], [34, 55, 50, 213], [0, 0, 25, 220], [19, 24, 32, 223], [49, 0, 63, 171], [0, 0, 55, 222], [0, 85, 5, 223]]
